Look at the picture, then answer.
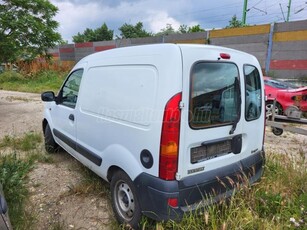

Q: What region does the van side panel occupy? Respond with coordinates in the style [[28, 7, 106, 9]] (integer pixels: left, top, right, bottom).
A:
[[80, 65, 158, 127], [74, 45, 183, 180]]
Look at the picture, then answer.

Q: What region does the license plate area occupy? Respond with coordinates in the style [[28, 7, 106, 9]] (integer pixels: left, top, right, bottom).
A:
[[190, 135, 242, 164]]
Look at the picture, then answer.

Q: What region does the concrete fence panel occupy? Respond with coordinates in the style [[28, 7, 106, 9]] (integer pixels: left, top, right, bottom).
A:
[[270, 20, 307, 78], [51, 19, 307, 79]]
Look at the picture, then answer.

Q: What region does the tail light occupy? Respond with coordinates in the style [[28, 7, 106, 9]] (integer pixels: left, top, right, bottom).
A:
[[159, 92, 182, 180]]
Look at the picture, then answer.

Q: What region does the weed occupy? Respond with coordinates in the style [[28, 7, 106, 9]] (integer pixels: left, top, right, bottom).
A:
[[0, 132, 54, 230], [63, 161, 110, 197], [0, 153, 34, 229], [0, 133, 42, 151]]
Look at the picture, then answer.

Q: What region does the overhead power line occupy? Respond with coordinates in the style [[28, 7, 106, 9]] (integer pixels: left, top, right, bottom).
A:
[[279, 3, 286, 21]]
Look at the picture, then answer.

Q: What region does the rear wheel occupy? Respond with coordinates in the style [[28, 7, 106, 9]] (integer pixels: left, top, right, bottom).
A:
[[44, 123, 58, 153], [272, 127, 283, 136], [266, 101, 282, 116], [111, 170, 141, 229]]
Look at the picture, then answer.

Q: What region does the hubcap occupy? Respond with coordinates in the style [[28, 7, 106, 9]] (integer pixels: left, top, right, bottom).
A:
[[266, 103, 279, 115], [115, 181, 135, 221]]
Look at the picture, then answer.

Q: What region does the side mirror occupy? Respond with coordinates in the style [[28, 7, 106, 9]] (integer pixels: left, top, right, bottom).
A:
[[41, 91, 55, 102]]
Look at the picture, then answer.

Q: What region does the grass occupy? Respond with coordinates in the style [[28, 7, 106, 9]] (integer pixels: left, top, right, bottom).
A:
[[0, 153, 34, 229], [0, 132, 42, 151], [0, 133, 306, 229], [0, 70, 67, 93], [134, 151, 307, 230], [62, 161, 110, 197], [0, 133, 53, 229]]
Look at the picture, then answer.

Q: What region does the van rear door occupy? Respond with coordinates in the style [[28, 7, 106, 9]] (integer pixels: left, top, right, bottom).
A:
[[176, 45, 263, 180]]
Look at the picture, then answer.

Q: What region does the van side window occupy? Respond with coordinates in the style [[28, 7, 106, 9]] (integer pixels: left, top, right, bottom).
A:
[[59, 69, 83, 108], [190, 62, 240, 129], [244, 65, 261, 121]]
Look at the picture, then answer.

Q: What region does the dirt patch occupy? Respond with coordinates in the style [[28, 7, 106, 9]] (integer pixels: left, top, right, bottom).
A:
[[0, 90, 43, 138], [27, 152, 113, 230], [1, 90, 306, 229], [265, 126, 307, 160]]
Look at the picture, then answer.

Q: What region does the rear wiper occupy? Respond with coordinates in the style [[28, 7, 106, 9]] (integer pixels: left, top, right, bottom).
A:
[[229, 78, 241, 135]]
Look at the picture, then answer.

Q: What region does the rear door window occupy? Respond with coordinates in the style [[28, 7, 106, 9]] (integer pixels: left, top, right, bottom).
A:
[[190, 62, 240, 129], [244, 65, 261, 121]]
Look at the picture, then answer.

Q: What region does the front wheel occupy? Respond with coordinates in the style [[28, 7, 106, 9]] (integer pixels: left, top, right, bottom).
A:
[[44, 123, 58, 153], [111, 170, 142, 229]]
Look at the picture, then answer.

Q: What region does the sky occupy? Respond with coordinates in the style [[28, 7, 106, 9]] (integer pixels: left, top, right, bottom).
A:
[[50, 0, 307, 43]]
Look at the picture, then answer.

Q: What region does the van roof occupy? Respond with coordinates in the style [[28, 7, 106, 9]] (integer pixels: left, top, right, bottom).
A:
[[77, 43, 256, 65]]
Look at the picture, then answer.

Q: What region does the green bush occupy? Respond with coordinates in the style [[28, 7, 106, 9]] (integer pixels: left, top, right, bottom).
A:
[[0, 70, 67, 93]]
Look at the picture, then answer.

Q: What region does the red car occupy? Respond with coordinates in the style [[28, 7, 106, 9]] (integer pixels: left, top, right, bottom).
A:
[[264, 76, 307, 114]]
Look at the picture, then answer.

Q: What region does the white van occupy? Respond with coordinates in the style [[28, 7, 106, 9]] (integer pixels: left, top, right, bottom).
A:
[[41, 44, 265, 228]]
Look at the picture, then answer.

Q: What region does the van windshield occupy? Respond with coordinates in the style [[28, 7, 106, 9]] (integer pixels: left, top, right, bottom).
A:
[[190, 62, 240, 129]]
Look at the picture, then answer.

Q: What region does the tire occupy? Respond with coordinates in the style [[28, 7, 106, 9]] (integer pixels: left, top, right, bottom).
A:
[[44, 123, 58, 153], [272, 127, 283, 136], [266, 101, 282, 116], [111, 170, 142, 229]]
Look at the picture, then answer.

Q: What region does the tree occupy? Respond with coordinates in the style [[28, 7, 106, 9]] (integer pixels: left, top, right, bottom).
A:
[[159, 24, 205, 36], [178, 24, 188, 33], [72, 23, 113, 43], [155, 24, 178, 36], [118, 22, 152, 39], [188, 24, 205, 33], [226, 15, 246, 28], [0, 0, 61, 62]]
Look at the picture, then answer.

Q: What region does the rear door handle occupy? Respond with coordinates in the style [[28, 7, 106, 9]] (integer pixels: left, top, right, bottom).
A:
[[69, 114, 75, 121]]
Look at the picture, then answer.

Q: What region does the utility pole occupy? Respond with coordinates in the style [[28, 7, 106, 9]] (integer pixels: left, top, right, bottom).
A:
[[286, 0, 292, 22], [242, 0, 248, 24]]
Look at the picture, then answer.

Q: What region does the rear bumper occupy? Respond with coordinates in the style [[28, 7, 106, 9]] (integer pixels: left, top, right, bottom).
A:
[[134, 150, 265, 221]]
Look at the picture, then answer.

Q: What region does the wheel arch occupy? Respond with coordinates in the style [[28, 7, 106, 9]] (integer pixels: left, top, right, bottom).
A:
[[107, 165, 122, 182], [103, 145, 143, 183]]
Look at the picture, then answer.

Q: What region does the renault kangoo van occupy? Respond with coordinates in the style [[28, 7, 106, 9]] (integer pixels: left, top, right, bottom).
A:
[[41, 44, 265, 228]]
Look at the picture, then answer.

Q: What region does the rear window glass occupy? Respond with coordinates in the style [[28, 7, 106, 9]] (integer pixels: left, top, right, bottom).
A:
[[264, 79, 298, 89], [244, 65, 262, 121], [190, 62, 240, 129]]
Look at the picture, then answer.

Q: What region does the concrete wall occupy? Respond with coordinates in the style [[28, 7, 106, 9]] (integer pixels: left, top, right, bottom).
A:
[[270, 20, 307, 78], [49, 19, 307, 79], [209, 24, 270, 69]]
